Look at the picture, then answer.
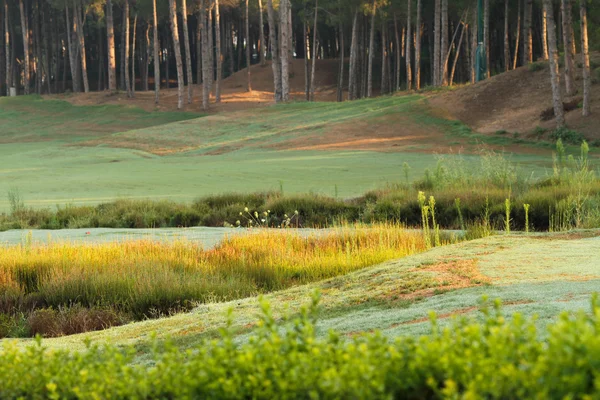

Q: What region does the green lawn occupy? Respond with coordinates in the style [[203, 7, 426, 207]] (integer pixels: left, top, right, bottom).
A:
[[0, 95, 550, 211]]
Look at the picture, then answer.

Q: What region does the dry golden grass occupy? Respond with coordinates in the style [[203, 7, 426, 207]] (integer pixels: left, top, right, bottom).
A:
[[0, 225, 427, 336]]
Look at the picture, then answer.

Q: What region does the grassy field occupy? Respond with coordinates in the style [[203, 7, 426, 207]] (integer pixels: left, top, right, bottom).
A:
[[1, 93, 600, 398], [0, 225, 428, 337], [5, 230, 596, 357], [0, 95, 550, 212]]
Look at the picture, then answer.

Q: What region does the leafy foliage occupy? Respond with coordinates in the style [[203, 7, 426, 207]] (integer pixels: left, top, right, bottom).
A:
[[1, 294, 600, 398]]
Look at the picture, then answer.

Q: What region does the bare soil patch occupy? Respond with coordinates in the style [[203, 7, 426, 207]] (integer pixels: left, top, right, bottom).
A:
[[430, 54, 600, 141]]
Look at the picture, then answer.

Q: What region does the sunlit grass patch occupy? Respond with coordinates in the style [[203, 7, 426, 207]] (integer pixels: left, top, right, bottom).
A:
[[0, 224, 427, 337]]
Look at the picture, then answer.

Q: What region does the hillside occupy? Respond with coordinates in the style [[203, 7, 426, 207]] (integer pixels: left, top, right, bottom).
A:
[[48, 59, 342, 114], [431, 56, 600, 142]]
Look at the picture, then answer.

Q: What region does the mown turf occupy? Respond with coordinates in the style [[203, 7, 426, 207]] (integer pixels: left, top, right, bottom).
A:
[[0, 95, 200, 142], [9, 232, 597, 361], [0, 96, 549, 211]]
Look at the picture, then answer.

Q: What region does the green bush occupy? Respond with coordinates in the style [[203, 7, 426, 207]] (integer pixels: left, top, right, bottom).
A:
[[550, 127, 586, 145], [528, 61, 548, 72], [1, 295, 600, 398]]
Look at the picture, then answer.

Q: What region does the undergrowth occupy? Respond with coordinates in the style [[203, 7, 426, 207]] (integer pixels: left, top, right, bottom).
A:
[[0, 225, 427, 338], [1, 294, 599, 398], [1, 142, 598, 233]]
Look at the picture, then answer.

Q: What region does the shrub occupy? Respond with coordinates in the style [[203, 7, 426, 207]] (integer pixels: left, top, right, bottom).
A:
[[550, 127, 586, 145], [1, 295, 600, 398], [528, 60, 548, 72]]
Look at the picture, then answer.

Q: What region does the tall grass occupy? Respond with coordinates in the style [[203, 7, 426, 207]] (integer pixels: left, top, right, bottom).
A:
[[2, 143, 598, 233], [0, 225, 426, 337]]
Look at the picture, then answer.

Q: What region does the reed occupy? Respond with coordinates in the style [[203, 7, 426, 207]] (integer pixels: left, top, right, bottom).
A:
[[0, 225, 426, 336]]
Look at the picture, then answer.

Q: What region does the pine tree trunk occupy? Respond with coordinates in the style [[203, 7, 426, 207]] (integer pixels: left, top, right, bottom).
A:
[[131, 13, 137, 96], [524, 0, 532, 64], [124, 0, 132, 97], [181, 0, 193, 103], [214, 0, 222, 102], [561, 0, 575, 96], [484, 0, 490, 78], [504, 0, 510, 71], [267, 0, 281, 101], [471, 8, 476, 83], [42, 6, 52, 93], [541, 6, 549, 60], [200, 0, 210, 109], [337, 23, 344, 102], [4, 0, 9, 96], [165, 31, 170, 89], [580, 0, 590, 117], [381, 20, 387, 95], [441, 0, 448, 85], [168, 0, 185, 109], [196, 1, 202, 84], [348, 10, 358, 100], [393, 16, 401, 91], [415, 0, 421, 90], [33, 0, 41, 94], [144, 24, 150, 91], [305, 21, 310, 100], [98, 25, 104, 90], [513, 0, 521, 69], [394, 11, 412, 91], [19, 0, 30, 94], [120, 7, 126, 90], [106, 0, 116, 92], [543, 0, 565, 128], [280, 0, 290, 101], [570, 23, 576, 57], [0, 2, 3, 96], [74, 0, 89, 93], [450, 21, 466, 86], [153, 0, 160, 101], [287, 5, 292, 62], [53, 10, 60, 93], [441, 14, 463, 85], [65, 5, 79, 93], [309, 0, 318, 101], [236, 19, 242, 72], [361, 16, 367, 98], [207, 3, 213, 92], [367, 1, 376, 97], [258, 0, 266, 66], [433, 0, 440, 85], [229, 20, 235, 75], [245, 0, 251, 91]]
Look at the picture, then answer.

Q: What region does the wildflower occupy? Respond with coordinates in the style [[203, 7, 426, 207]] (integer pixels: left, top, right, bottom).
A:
[[236, 220, 241, 226], [294, 210, 299, 215], [244, 207, 249, 213]]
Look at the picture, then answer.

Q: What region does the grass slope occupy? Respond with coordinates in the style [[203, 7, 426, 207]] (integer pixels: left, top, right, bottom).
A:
[[10, 232, 597, 360], [0, 95, 548, 211]]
